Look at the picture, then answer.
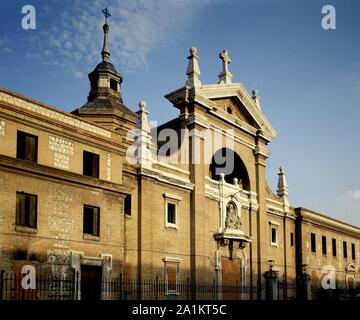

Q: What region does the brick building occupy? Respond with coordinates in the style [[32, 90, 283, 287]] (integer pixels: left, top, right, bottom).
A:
[[0, 19, 359, 300]]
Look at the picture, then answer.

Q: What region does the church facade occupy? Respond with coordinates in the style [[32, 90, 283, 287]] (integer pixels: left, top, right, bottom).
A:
[[0, 19, 359, 300]]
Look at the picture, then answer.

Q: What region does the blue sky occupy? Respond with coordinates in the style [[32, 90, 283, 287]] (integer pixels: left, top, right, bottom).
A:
[[0, 0, 360, 226]]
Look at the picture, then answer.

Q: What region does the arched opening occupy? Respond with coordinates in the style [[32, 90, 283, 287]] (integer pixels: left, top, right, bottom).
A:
[[110, 78, 118, 91], [209, 148, 250, 191]]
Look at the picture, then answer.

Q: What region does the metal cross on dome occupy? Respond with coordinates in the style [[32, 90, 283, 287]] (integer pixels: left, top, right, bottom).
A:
[[102, 8, 111, 23]]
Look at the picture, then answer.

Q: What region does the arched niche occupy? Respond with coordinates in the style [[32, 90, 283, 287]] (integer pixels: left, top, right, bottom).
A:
[[209, 148, 250, 191]]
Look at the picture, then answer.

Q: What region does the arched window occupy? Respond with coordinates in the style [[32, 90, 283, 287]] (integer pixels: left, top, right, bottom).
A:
[[209, 148, 250, 191]]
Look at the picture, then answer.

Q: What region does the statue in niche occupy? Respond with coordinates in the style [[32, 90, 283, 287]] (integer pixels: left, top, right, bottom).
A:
[[225, 202, 242, 230]]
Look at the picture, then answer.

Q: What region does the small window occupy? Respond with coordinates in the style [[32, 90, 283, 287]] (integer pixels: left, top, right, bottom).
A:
[[17, 131, 38, 162], [16, 192, 37, 228], [290, 232, 294, 247], [164, 194, 181, 229], [271, 227, 277, 246], [167, 203, 176, 225], [83, 151, 99, 178], [322, 236, 327, 255], [226, 106, 233, 114], [351, 243, 356, 260], [332, 238, 337, 257], [83, 205, 100, 236], [124, 195, 131, 216], [311, 233, 316, 253], [343, 241, 347, 259], [110, 79, 118, 91]]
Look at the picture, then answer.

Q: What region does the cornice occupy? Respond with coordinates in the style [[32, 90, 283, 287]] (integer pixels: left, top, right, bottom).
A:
[[138, 167, 194, 191], [0, 154, 131, 195], [0, 89, 112, 138]]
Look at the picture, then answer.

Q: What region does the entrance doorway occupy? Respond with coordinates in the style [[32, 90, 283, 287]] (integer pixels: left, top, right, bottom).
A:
[[221, 258, 241, 300], [81, 265, 102, 300]]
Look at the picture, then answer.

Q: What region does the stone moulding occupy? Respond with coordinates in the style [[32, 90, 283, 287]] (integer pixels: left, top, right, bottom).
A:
[[0, 154, 131, 195], [0, 89, 111, 138]]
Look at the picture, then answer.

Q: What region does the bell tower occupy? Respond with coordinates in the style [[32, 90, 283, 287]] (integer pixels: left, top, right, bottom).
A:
[[72, 8, 136, 138]]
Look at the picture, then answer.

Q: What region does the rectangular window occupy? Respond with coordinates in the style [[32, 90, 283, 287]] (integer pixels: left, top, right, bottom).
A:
[[167, 203, 176, 225], [351, 243, 356, 260], [16, 192, 37, 228], [83, 205, 100, 236], [271, 227, 277, 245], [332, 238, 337, 257], [163, 193, 181, 229], [311, 233, 316, 253], [290, 232, 294, 247], [17, 131, 38, 162], [322, 236, 327, 255], [343, 241, 347, 259], [124, 195, 131, 216], [83, 151, 99, 178]]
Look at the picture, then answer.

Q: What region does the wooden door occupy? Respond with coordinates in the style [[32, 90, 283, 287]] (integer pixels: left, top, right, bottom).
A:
[[221, 258, 241, 300], [81, 265, 102, 300]]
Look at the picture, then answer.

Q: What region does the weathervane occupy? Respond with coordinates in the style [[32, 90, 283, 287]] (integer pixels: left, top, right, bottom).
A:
[[102, 8, 111, 24]]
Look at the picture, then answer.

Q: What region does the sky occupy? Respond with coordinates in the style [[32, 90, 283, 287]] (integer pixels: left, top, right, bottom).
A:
[[0, 0, 360, 226]]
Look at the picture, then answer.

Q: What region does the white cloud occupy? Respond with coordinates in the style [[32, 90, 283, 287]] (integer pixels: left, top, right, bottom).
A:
[[20, 0, 210, 79], [74, 71, 84, 79], [4, 47, 14, 53], [44, 49, 53, 57], [347, 189, 360, 200], [64, 41, 73, 49]]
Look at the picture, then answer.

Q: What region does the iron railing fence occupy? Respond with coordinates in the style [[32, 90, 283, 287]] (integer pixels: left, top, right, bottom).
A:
[[0, 269, 265, 301], [0, 269, 78, 300], [277, 280, 297, 300], [311, 287, 360, 300], [118, 277, 265, 300]]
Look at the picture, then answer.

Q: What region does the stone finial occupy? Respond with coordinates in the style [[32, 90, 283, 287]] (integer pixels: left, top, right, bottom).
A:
[[252, 88, 261, 110], [218, 49, 233, 84], [136, 100, 150, 134], [135, 100, 152, 168], [277, 166, 290, 213], [139, 100, 147, 111], [277, 166, 288, 197], [219, 172, 225, 182], [233, 178, 238, 186], [185, 47, 201, 87]]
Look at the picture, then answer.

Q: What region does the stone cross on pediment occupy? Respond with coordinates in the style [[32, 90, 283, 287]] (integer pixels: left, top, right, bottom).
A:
[[220, 50, 231, 73], [218, 49, 233, 84]]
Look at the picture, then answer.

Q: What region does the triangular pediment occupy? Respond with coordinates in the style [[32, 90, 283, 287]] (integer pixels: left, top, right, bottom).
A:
[[211, 97, 259, 128], [196, 83, 277, 140]]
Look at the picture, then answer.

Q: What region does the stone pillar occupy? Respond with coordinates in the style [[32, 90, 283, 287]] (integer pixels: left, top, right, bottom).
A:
[[263, 269, 279, 300], [297, 266, 312, 300], [254, 139, 269, 299], [101, 254, 113, 300], [188, 123, 206, 298], [70, 251, 83, 300]]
